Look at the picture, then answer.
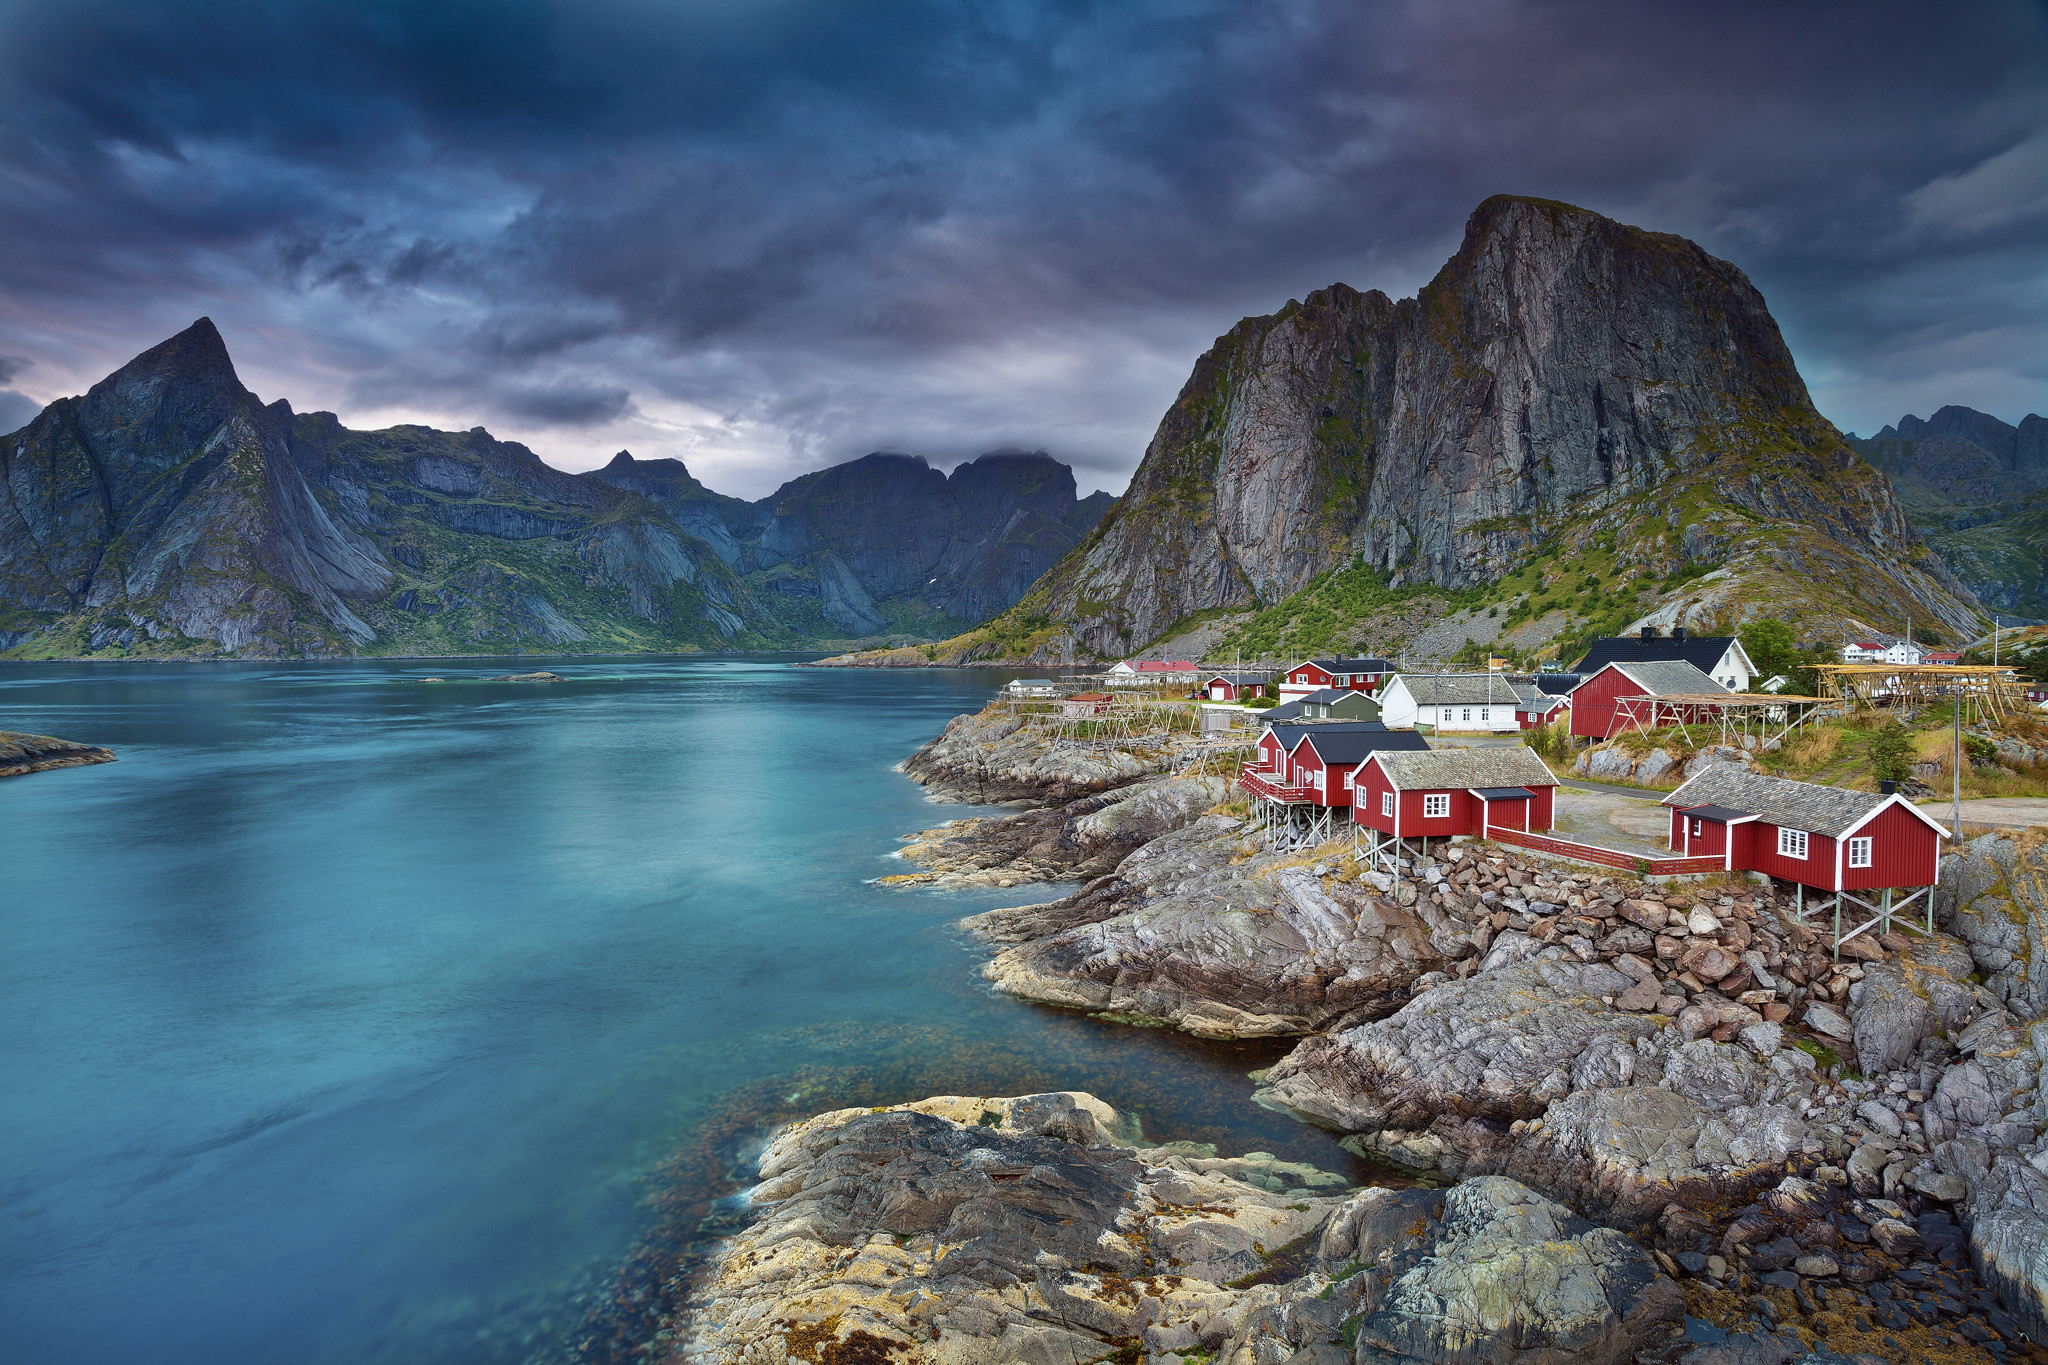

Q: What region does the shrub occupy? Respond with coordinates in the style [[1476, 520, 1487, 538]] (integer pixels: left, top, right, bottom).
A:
[[1868, 720, 1914, 784]]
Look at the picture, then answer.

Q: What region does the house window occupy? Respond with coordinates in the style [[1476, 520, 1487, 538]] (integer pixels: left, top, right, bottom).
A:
[[1442, 708, 1454, 724], [1690, 819, 1703, 839], [1381, 791, 1394, 817], [1461, 708, 1472, 722], [1479, 708, 1489, 722], [1423, 793, 1450, 819], [1778, 827, 1809, 860], [1848, 837, 1872, 868]]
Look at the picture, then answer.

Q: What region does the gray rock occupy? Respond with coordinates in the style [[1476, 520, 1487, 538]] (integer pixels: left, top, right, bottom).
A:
[[1803, 1001, 1853, 1041], [1854, 1100, 1903, 1139], [1339, 1177, 1683, 1365], [1635, 748, 1678, 785], [1938, 833, 2048, 1019], [1845, 1144, 1890, 1196], [1739, 1021, 1784, 1057]]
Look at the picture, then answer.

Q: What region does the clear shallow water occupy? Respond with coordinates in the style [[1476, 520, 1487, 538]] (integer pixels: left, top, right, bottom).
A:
[[1, 657, 1369, 1365]]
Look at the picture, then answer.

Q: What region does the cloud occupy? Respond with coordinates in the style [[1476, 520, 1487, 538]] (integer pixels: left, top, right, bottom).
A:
[[0, 0, 2043, 495], [0, 389, 41, 433]]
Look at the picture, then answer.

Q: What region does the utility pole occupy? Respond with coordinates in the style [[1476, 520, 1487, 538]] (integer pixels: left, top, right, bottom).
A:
[[1953, 689, 1963, 847]]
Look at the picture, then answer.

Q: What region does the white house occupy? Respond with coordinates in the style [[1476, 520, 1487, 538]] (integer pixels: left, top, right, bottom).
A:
[[1378, 673, 1527, 733], [1884, 641, 1927, 666]]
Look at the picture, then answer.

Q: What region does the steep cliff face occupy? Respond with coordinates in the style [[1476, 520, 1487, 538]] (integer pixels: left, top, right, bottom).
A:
[[1850, 407, 2048, 618], [591, 447, 1112, 638], [957, 195, 1982, 661]]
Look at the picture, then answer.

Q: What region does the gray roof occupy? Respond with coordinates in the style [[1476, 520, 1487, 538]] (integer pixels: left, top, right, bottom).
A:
[[1203, 671, 1268, 685], [1661, 767, 1894, 838], [1297, 656, 1393, 672], [1394, 673, 1528, 707], [1572, 635, 1743, 677], [1297, 726, 1431, 764], [1371, 746, 1556, 791], [1263, 700, 1304, 720], [1606, 660, 1729, 696]]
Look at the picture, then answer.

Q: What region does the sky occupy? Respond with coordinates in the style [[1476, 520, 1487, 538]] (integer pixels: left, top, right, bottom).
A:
[[1, 1, 2045, 501]]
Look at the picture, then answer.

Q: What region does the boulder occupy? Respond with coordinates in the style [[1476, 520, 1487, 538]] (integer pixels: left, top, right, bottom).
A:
[[1635, 748, 1677, 785], [1683, 745, 1753, 779], [1937, 832, 2048, 1019]]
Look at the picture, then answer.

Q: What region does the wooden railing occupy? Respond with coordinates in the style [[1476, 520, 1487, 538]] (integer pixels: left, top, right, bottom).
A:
[[1238, 764, 1318, 803], [1483, 824, 1724, 876]]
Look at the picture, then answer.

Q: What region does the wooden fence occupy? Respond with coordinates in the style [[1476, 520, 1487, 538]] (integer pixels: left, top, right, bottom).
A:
[[1483, 825, 1724, 876]]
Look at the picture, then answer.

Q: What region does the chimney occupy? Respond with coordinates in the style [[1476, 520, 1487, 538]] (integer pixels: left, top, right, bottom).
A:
[[1640, 626, 1655, 641], [1880, 779, 1897, 795], [1673, 626, 1688, 642]]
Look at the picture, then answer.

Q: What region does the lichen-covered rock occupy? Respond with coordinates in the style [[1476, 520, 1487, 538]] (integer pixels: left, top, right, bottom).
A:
[[674, 1091, 1684, 1365], [0, 731, 117, 778], [1937, 830, 2048, 1020], [970, 818, 1446, 1036], [902, 706, 1162, 803]]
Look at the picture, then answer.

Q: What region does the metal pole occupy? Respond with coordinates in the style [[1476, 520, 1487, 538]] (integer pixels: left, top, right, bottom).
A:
[[1953, 690, 1963, 846]]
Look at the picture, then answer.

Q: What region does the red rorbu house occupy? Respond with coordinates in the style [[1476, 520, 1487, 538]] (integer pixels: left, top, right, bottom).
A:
[[1240, 722, 1429, 849], [1279, 657, 1395, 699], [1661, 767, 1951, 953], [1202, 672, 1269, 702], [1568, 660, 1730, 741], [1349, 747, 1558, 865]]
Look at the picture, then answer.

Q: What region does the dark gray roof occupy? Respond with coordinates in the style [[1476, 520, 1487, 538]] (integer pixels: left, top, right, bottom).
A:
[[1297, 726, 1431, 764], [1298, 656, 1393, 672], [1298, 687, 1364, 704], [1474, 786, 1536, 800], [1682, 804, 1752, 823], [1662, 767, 1895, 838], [1263, 701, 1304, 721], [1571, 635, 1745, 677], [1607, 660, 1728, 696], [1393, 673, 1526, 706], [1203, 671, 1268, 684], [1532, 673, 1583, 695], [1266, 720, 1394, 752], [1371, 746, 1556, 791]]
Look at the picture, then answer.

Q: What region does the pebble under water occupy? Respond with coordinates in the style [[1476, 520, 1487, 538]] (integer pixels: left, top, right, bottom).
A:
[[0, 657, 1384, 1365]]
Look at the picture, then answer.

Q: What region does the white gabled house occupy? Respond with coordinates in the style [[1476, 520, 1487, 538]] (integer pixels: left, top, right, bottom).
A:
[[1378, 673, 1526, 733]]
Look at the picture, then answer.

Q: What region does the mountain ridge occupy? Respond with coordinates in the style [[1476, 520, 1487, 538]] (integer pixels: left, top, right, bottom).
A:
[[898, 195, 1985, 666], [0, 322, 1110, 658]]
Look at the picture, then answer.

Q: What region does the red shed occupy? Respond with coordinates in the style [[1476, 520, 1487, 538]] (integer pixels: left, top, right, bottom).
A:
[[1202, 672, 1269, 702], [1568, 660, 1729, 740], [1244, 722, 1428, 806], [1350, 746, 1557, 840], [1661, 768, 1949, 892]]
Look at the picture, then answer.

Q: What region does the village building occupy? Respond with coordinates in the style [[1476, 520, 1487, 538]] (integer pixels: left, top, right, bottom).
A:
[[1567, 659, 1729, 740], [1295, 687, 1382, 721], [1201, 671, 1269, 702], [1240, 722, 1430, 849], [1923, 651, 1962, 666], [1377, 673, 1527, 732], [1006, 678, 1057, 697], [1572, 628, 1756, 692], [1349, 746, 1559, 844], [1061, 691, 1113, 718], [1106, 659, 1200, 686], [1515, 689, 1570, 730], [1277, 656, 1394, 699], [1661, 768, 1950, 950]]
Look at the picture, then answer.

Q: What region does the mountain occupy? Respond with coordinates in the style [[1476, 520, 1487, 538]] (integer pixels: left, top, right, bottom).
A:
[[0, 322, 1108, 658], [915, 195, 1984, 665], [591, 448, 1113, 638], [1846, 406, 2048, 619]]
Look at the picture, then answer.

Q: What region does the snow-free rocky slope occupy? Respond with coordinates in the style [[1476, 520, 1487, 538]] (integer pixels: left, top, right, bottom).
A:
[[0, 322, 1109, 658], [926, 194, 1982, 664]]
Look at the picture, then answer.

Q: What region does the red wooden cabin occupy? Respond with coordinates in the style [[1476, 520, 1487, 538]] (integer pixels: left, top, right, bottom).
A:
[[1661, 768, 1949, 891], [1280, 656, 1394, 697], [1242, 723, 1427, 806], [1568, 660, 1728, 740], [1350, 747, 1558, 840]]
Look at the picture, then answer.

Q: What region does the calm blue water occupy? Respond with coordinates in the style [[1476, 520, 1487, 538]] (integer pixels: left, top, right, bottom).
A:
[[1, 657, 1367, 1365]]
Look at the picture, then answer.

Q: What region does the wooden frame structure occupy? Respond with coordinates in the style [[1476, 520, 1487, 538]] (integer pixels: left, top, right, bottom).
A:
[[1608, 691, 1825, 748], [1786, 881, 1935, 960], [1813, 664, 2028, 724]]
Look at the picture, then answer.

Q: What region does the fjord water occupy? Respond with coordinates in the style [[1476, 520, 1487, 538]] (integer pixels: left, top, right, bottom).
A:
[[1, 658, 1360, 1365]]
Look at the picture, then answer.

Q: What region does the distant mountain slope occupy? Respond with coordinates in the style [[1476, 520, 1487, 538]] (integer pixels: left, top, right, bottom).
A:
[[591, 449, 1112, 638], [1847, 406, 2048, 618], [912, 195, 1983, 664], [0, 322, 1108, 658]]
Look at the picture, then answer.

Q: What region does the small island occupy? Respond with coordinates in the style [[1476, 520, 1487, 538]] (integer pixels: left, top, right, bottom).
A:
[[0, 731, 117, 779]]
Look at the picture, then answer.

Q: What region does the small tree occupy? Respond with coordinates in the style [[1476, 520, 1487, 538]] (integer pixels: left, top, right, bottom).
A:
[[1867, 720, 1914, 785], [1739, 618, 1801, 685]]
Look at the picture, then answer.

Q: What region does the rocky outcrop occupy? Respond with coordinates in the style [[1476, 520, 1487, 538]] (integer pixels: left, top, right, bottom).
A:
[[901, 705, 1165, 804], [0, 730, 116, 777], [946, 195, 1981, 663], [1937, 830, 2048, 1020], [882, 775, 1227, 889], [674, 1091, 1686, 1365]]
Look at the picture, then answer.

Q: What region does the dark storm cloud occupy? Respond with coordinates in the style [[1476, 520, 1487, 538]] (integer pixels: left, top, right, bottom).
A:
[[0, 0, 2044, 494]]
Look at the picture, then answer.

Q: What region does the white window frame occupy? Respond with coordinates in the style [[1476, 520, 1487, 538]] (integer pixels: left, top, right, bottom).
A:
[[1479, 707, 1489, 722], [1461, 708, 1472, 722], [1381, 790, 1394, 817], [1777, 827, 1809, 860], [1847, 836, 1872, 869], [1423, 793, 1450, 819]]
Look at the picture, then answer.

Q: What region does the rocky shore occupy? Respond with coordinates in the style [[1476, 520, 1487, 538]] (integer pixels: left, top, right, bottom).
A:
[[0, 730, 116, 778], [670, 713, 2048, 1363], [900, 704, 1172, 804]]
